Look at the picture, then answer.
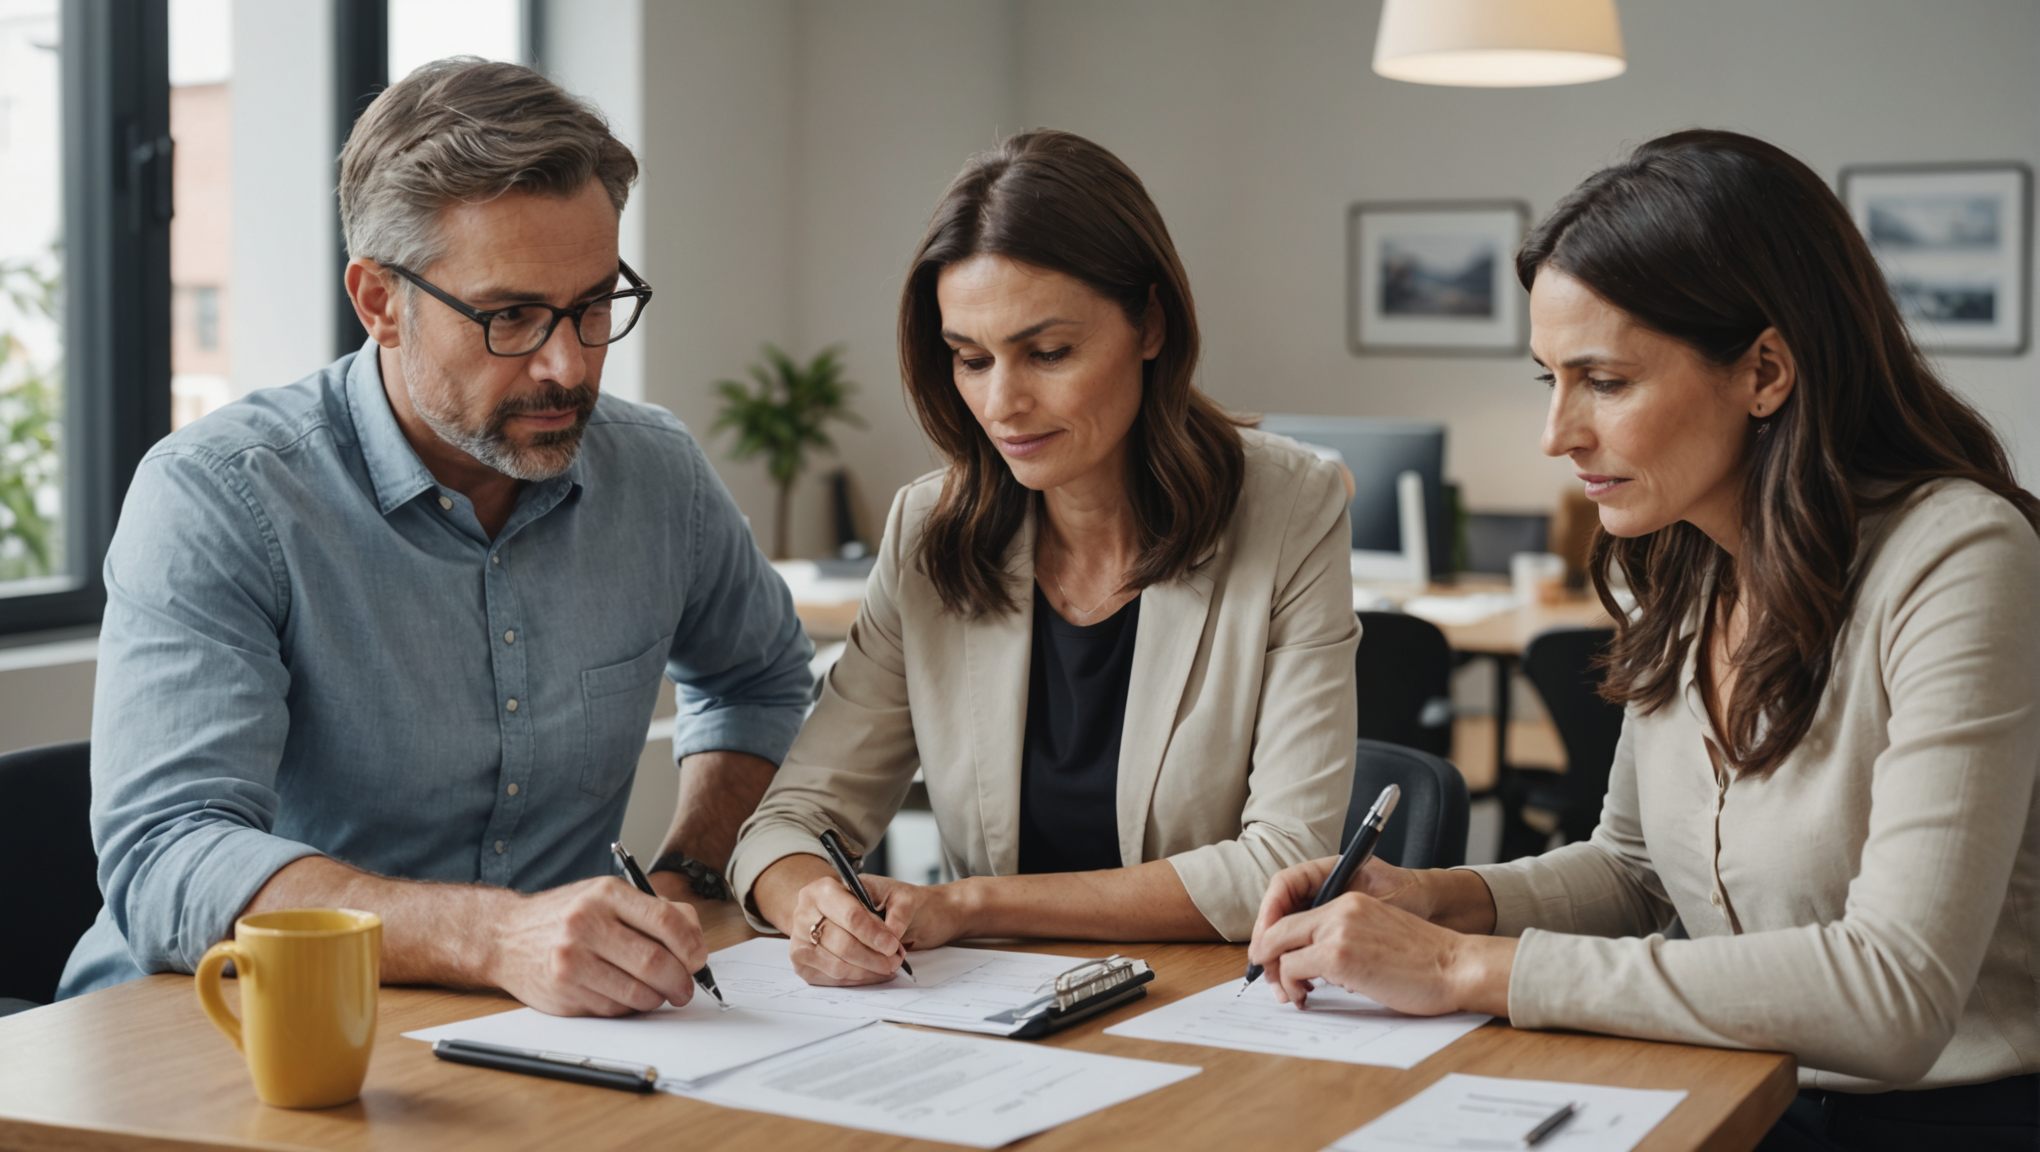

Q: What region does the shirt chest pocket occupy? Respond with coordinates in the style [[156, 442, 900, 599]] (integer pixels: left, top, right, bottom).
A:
[[579, 634, 674, 799]]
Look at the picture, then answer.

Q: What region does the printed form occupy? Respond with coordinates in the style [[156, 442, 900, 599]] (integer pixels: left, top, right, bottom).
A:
[[708, 936, 1097, 1035], [673, 1022, 1200, 1148], [1105, 978, 1489, 1069], [1327, 1073, 1687, 1151]]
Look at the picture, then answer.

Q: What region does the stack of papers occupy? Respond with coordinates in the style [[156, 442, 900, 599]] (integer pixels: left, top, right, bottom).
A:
[[675, 1022, 1198, 1148], [1105, 979, 1490, 1069], [708, 936, 1088, 1035], [1326, 1073, 1687, 1151], [1403, 592, 1519, 627]]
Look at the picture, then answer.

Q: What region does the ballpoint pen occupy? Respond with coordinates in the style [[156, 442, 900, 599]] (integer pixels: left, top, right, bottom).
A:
[[1523, 1100, 1579, 1145], [432, 1038, 658, 1093], [818, 829, 915, 981], [611, 841, 728, 1009], [1241, 783, 1400, 994]]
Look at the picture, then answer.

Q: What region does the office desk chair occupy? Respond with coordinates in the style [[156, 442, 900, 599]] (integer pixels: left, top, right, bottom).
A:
[[1500, 628, 1623, 858], [1354, 611, 1454, 759], [0, 740, 99, 1014], [1347, 739, 1470, 870]]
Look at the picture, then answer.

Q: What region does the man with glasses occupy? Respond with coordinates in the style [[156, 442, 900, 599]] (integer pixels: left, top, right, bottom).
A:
[[60, 59, 814, 1016]]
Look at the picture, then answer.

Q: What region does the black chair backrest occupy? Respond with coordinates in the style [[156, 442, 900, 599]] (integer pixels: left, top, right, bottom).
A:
[[1354, 611, 1454, 758], [1344, 738, 1470, 870], [1521, 628, 1624, 841], [0, 741, 99, 1004]]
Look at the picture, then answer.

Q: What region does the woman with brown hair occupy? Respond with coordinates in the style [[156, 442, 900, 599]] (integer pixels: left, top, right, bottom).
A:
[[726, 129, 1359, 980], [1247, 129, 2040, 1150]]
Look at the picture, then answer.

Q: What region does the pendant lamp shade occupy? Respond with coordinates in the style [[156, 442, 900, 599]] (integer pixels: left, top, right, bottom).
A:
[[1373, 0, 1626, 88]]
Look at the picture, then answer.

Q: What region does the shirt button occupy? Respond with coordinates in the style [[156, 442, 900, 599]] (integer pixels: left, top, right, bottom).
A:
[[492, 554, 500, 565], [506, 698, 519, 712], [494, 840, 505, 854], [507, 783, 519, 796], [438, 496, 453, 510], [504, 630, 515, 644]]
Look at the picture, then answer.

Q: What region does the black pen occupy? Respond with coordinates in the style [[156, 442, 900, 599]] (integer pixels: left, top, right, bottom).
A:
[[1523, 1100, 1578, 1145], [818, 829, 915, 981], [432, 1038, 657, 1093], [611, 841, 728, 1009], [1241, 783, 1401, 994]]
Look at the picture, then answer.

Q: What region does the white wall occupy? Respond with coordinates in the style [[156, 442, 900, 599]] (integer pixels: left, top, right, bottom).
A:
[[633, 0, 2040, 539]]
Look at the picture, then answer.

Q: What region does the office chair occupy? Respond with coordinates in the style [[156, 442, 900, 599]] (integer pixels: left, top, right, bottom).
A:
[[1500, 628, 1624, 858], [1346, 738, 1470, 870], [1354, 611, 1454, 759], [0, 740, 99, 1014]]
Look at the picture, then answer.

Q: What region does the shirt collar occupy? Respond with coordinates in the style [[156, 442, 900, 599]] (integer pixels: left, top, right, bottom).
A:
[[344, 340, 441, 517], [341, 340, 591, 519]]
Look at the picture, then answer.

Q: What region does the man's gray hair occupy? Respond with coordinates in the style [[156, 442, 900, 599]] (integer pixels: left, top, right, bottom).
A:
[[339, 57, 637, 271]]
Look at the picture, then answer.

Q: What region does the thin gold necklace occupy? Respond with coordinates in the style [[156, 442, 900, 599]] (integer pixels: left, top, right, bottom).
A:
[[1054, 573, 1113, 622]]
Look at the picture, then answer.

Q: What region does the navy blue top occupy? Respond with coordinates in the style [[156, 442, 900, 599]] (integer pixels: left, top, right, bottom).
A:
[[1018, 584, 1140, 874]]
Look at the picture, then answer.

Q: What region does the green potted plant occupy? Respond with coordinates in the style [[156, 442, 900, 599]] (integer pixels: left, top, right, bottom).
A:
[[0, 249, 63, 582], [712, 344, 863, 560]]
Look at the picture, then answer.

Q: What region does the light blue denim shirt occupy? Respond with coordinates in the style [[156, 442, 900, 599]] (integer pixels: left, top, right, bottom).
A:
[[58, 343, 813, 998]]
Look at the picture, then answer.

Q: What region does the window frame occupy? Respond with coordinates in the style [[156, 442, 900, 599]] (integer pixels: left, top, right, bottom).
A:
[[0, 0, 173, 637]]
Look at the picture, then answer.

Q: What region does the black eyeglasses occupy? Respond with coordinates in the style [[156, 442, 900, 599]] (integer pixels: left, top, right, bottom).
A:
[[383, 260, 654, 357]]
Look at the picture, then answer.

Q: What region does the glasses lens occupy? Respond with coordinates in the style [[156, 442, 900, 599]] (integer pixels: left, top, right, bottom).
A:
[[579, 293, 645, 347], [487, 305, 553, 356]]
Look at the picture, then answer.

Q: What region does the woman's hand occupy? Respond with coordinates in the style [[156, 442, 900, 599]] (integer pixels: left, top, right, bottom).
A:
[[1247, 891, 1514, 1017], [1251, 856, 1431, 943], [782, 872, 978, 986]]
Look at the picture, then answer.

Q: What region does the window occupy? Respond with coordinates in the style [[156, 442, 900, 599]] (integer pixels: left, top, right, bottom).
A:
[[0, 2, 172, 635], [169, 0, 231, 431]]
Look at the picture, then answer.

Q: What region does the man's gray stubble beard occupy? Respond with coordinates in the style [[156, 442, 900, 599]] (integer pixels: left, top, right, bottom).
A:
[[404, 341, 590, 483]]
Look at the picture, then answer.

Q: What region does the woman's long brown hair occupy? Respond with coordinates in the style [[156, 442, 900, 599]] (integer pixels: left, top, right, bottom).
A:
[[899, 129, 1249, 617], [1520, 129, 2040, 777]]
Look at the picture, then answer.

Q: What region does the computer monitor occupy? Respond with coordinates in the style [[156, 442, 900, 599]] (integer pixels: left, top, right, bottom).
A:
[[1259, 415, 1450, 582]]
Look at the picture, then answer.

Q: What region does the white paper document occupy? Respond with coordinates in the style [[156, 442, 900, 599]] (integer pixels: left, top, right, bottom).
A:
[[1104, 978, 1490, 1069], [672, 1022, 1199, 1148], [404, 997, 870, 1086], [707, 936, 1092, 1035], [1328, 1073, 1687, 1151]]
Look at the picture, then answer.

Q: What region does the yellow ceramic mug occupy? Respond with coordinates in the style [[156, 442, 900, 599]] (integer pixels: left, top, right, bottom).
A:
[[195, 908, 382, 1108]]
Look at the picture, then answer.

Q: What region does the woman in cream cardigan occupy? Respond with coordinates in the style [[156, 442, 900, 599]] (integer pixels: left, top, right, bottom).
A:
[[1248, 130, 2040, 1150], [727, 129, 1359, 985]]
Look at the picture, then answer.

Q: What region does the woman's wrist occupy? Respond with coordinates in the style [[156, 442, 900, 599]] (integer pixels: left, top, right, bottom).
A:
[[1421, 868, 1500, 935], [936, 875, 989, 939], [1445, 933, 1516, 1017]]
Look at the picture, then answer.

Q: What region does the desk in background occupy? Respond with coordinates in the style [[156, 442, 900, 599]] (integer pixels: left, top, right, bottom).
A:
[[0, 894, 1791, 1152]]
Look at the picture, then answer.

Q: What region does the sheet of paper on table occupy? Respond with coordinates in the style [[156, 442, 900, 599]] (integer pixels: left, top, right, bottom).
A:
[[403, 997, 871, 1087], [707, 936, 1096, 1035], [1104, 978, 1490, 1069], [672, 1021, 1200, 1148], [1327, 1073, 1687, 1152]]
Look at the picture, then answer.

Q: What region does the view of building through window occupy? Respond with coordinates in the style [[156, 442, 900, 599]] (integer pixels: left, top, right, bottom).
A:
[[0, 0, 64, 591], [170, 0, 233, 431]]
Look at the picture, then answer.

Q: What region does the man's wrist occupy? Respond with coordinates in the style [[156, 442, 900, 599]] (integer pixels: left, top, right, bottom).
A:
[[648, 850, 730, 901]]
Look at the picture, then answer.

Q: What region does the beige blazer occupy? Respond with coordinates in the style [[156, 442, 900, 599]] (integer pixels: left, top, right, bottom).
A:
[[1467, 479, 2040, 1091], [729, 429, 1360, 940]]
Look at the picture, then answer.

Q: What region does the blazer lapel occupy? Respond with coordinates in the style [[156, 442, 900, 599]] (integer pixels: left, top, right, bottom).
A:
[[964, 504, 1036, 876], [1115, 562, 1216, 867]]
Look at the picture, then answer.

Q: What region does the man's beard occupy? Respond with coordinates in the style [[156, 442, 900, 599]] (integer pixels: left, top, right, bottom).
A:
[[410, 364, 597, 482]]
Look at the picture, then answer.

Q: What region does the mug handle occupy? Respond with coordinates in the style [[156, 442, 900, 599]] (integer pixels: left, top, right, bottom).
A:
[[195, 941, 249, 1053]]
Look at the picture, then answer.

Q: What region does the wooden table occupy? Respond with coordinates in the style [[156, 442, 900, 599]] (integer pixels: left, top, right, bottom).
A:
[[0, 897, 1793, 1152]]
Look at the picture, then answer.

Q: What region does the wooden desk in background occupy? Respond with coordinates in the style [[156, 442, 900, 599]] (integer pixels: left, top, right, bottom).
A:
[[0, 896, 1791, 1152]]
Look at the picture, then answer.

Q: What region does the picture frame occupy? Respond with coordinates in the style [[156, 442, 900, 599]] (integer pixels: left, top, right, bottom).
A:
[[1347, 200, 1530, 357], [1840, 162, 2032, 356]]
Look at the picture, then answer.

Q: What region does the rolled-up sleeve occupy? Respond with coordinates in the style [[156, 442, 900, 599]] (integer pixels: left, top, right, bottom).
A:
[[90, 449, 324, 976], [665, 438, 814, 766], [1167, 460, 1360, 939]]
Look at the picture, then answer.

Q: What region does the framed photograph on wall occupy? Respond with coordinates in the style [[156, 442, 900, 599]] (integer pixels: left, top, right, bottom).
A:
[[1841, 162, 2032, 356], [1348, 200, 1529, 356]]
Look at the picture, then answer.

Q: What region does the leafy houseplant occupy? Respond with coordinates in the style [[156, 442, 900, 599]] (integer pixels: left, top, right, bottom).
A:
[[712, 344, 863, 560], [0, 248, 63, 583]]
